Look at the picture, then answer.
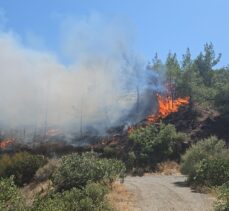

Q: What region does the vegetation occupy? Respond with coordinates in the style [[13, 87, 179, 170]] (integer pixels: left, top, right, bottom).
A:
[[31, 183, 111, 211], [180, 136, 228, 178], [192, 157, 229, 187], [214, 182, 229, 211], [0, 176, 25, 211], [0, 152, 125, 210], [181, 136, 229, 185], [0, 152, 47, 186], [149, 43, 229, 121], [34, 159, 60, 182], [0, 43, 229, 210], [128, 122, 186, 170], [0, 177, 112, 211], [52, 152, 126, 191], [147, 46, 229, 204], [181, 136, 229, 210]]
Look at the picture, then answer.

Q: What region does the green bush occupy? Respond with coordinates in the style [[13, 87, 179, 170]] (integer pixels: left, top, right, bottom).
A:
[[190, 158, 229, 186], [214, 182, 229, 211], [180, 136, 227, 178], [31, 183, 111, 211], [52, 152, 126, 191], [128, 122, 186, 167], [103, 146, 117, 158], [0, 152, 47, 186], [0, 176, 25, 211], [126, 151, 137, 170]]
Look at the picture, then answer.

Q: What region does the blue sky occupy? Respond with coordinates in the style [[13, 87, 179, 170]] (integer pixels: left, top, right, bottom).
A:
[[0, 0, 228, 66]]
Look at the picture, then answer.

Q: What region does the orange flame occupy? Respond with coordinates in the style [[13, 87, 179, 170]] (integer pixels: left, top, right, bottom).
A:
[[147, 94, 190, 123], [0, 139, 13, 149], [127, 126, 134, 134]]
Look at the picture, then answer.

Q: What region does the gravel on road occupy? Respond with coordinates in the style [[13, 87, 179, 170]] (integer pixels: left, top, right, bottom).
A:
[[125, 175, 215, 211]]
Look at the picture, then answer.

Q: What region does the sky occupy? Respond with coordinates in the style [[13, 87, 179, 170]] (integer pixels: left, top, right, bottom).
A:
[[0, 0, 228, 66]]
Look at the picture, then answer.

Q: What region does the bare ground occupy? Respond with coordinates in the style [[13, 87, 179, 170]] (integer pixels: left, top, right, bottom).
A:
[[125, 175, 215, 211], [107, 181, 140, 211]]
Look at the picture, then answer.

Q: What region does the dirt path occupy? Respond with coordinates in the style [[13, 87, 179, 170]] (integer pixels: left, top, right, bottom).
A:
[[125, 175, 215, 211]]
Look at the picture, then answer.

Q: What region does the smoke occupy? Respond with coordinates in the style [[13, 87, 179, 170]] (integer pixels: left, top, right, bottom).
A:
[[0, 14, 160, 138]]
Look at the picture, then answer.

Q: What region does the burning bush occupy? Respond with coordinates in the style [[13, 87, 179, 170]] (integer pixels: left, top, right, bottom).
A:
[[52, 152, 126, 191], [147, 94, 190, 123], [0, 152, 47, 186], [128, 122, 187, 169]]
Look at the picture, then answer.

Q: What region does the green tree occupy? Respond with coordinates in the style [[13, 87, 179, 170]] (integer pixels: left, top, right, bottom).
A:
[[148, 53, 164, 73], [214, 67, 229, 121], [194, 42, 221, 87], [166, 52, 181, 85]]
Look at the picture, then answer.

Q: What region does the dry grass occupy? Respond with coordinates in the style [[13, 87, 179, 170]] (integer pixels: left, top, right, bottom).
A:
[[21, 180, 53, 206], [155, 161, 180, 175], [107, 181, 140, 211]]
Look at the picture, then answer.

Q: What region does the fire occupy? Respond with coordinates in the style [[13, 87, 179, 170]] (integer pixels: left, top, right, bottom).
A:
[[0, 139, 13, 149], [46, 129, 61, 137], [127, 94, 190, 134], [147, 94, 190, 123]]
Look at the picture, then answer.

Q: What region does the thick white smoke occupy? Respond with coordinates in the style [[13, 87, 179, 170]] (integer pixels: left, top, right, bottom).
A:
[[0, 14, 158, 137]]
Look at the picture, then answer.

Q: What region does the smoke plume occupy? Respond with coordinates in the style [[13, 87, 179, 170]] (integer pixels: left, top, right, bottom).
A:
[[0, 14, 160, 139]]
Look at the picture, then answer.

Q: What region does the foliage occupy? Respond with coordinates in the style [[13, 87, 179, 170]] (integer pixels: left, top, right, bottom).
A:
[[190, 157, 229, 186], [180, 136, 227, 177], [215, 79, 229, 121], [103, 146, 117, 158], [31, 183, 111, 211], [0, 176, 25, 211], [214, 182, 229, 211], [0, 152, 47, 186], [149, 43, 229, 116], [126, 151, 137, 170], [52, 152, 126, 191], [181, 136, 229, 187], [128, 122, 186, 168]]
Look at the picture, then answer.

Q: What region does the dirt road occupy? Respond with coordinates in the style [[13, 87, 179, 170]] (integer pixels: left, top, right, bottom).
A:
[[125, 175, 214, 211]]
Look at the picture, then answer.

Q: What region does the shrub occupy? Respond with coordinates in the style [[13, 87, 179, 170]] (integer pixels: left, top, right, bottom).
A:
[[190, 157, 229, 186], [52, 152, 126, 191], [128, 122, 186, 167], [0, 152, 47, 186], [103, 146, 117, 158], [0, 176, 25, 211], [31, 183, 111, 211], [180, 136, 227, 178], [0, 154, 12, 175], [214, 182, 229, 211], [126, 151, 137, 170]]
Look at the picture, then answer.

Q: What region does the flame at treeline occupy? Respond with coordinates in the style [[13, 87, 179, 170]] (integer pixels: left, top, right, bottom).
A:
[[0, 139, 14, 149], [128, 94, 190, 133], [147, 94, 190, 123]]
